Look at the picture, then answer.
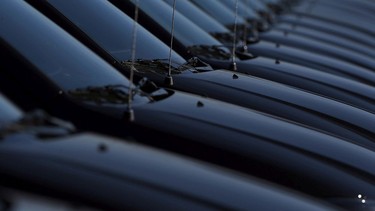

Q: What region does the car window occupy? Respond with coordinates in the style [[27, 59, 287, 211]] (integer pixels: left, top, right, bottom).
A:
[[220, 0, 261, 20], [46, 0, 186, 64], [130, 0, 223, 47], [0, 93, 23, 127], [163, 0, 231, 33], [189, 0, 247, 26], [0, 1, 130, 91]]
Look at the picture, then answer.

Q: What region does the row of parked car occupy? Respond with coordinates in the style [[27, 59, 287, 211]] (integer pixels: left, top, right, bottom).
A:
[[0, 0, 374, 210]]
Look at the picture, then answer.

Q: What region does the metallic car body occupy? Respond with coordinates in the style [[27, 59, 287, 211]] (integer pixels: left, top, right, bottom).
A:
[[25, 0, 375, 149], [111, 0, 375, 114], [188, 0, 375, 73], [1, 0, 375, 209], [1, 94, 334, 210]]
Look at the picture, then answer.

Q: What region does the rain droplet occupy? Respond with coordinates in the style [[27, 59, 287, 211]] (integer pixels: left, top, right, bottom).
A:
[[58, 90, 63, 95], [275, 59, 280, 64], [197, 101, 204, 108], [232, 74, 239, 79], [98, 143, 108, 152]]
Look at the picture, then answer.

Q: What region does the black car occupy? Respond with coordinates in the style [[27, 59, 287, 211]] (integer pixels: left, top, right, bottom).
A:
[[1, 1, 375, 209], [191, 0, 375, 71], [187, 0, 375, 73], [2, 93, 337, 210], [108, 0, 375, 115], [26, 0, 375, 148]]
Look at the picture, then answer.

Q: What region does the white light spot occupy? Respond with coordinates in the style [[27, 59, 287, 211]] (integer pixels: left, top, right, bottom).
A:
[[358, 194, 362, 199], [362, 199, 366, 204]]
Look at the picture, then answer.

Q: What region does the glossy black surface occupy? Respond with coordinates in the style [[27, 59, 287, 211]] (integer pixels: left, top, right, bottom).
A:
[[278, 14, 375, 49], [111, 0, 375, 114], [27, 0, 375, 147], [0, 133, 335, 210], [1, 94, 333, 210], [2, 1, 375, 209], [291, 0, 375, 36], [259, 30, 375, 69], [246, 40, 375, 84], [188, 0, 375, 71], [274, 22, 375, 58], [168, 0, 375, 60]]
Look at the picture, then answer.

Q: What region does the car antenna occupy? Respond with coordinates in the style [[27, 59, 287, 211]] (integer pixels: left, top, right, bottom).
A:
[[241, 0, 250, 53], [165, 0, 176, 86], [126, 0, 140, 122], [230, 0, 239, 71]]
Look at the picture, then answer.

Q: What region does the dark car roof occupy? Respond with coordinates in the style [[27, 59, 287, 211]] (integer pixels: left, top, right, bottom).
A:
[[1, 1, 375, 209], [0, 132, 336, 210], [109, 0, 375, 114], [0, 0, 130, 92], [25, 0, 375, 148], [0, 92, 335, 210]]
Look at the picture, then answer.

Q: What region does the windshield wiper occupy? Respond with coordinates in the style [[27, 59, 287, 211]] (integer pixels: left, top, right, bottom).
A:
[[120, 57, 213, 74], [0, 110, 75, 139], [187, 45, 233, 60], [121, 59, 183, 74], [69, 85, 133, 104], [67, 74, 177, 105], [211, 27, 260, 45], [187, 45, 256, 61], [68, 82, 155, 104]]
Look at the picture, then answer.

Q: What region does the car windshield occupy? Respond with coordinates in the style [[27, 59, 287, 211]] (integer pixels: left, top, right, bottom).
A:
[[129, 0, 224, 47], [189, 0, 248, 26], [219, 0, 261, 20], [163, 0, 231, 34], [0, 1, 130, 91], [242, 0, 269, 12], [45, 0, 186, 64], [0, 93, 23, 127]]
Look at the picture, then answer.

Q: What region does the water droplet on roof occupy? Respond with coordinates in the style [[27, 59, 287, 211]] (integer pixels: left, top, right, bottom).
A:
[[98, 143, 108, 153], [197, 101, 204, 108]]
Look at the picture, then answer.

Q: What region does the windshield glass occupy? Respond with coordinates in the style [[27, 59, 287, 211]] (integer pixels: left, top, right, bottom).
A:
[[219, 0, 261, 20], [0, 93, 23, 127], [45, 0, 186, 64], [163, 0, 231, 34], [0, 1, 130, 91], [131, 0, 223, 47], [242, 0, 268, 12], [189, 0, 247, 26]]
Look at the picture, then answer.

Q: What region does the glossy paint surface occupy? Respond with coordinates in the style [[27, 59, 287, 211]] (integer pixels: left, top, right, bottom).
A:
[[0, 132, 333, 210], [28, 0, 375, 145], [2, 1, 375, 209]]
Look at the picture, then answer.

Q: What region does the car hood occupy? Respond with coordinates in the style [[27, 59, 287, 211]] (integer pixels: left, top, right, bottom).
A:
[[0, 133, 334, 210], [131, 92, 375, 207], [289, 2, 375, 37], [259, 30, 375, 70], [278, 14, 375, 49], [207, 56, 375, 114], [165, 69, 375, 148], [134, 91, 375, 190], [274, 22, 375, 58], [246, 41, 375, 85]]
